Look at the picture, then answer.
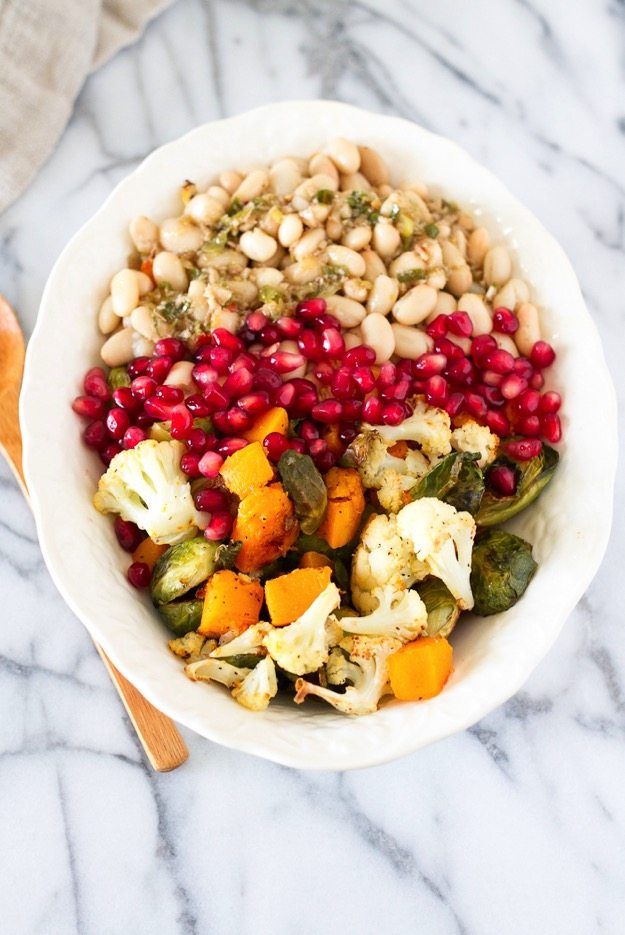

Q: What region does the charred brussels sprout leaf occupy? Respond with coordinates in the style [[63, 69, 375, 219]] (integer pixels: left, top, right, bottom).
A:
[[215, 541, 242, 570], [151, 537, 218, 605], [278, 450, 327, 534], [107, 366, 131, 389], [470, 529, 537, 616], [412, 451, 484, 515], [416, 577, 460, 637], [477, 444, 559, 527], [158, 600, 203, 636], [220, 653, 262, 669]]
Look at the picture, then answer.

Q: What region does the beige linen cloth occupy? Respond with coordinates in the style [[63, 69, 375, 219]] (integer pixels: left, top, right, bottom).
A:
[[0, 0, 172, 213]]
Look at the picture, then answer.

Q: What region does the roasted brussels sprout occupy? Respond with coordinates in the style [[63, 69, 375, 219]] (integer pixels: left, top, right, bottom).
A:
[[151, 537, 218, 605], [220, 653, 262, 669], [416, 578, 460, 637], [277, 450, 327, 534], [107, 366, 131, 389], [214, 541, 243, 570], [470, 529, 537, 616], [412, 451, 485, 515], [158, 600, 203, 636], [477, 444, 559, 526]]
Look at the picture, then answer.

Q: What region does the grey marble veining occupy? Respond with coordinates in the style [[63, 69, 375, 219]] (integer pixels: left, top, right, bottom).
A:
[[1, 1, 624, 932]]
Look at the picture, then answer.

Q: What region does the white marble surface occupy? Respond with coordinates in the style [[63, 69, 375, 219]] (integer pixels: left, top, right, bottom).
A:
[[1, 1, 624, 932]]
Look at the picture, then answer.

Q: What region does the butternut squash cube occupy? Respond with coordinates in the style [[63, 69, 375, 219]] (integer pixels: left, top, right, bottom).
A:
[[387, 637, 453, 701], [198, 570, 264, 637], [219, 441, 274, 500], [265, 566, 332, 626], [242, 406, 289, 444], [233, 483, 299, 573], [317, 467, 365, 549]]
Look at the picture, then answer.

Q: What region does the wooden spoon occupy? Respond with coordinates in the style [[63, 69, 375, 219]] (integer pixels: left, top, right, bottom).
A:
[[0, 295, 188, 772]]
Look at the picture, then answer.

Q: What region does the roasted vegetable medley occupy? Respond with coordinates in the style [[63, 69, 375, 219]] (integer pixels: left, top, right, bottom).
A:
[[73, 138, 562, 715]]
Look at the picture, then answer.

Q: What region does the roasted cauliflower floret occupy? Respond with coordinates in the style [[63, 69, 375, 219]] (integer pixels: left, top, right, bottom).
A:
[[345, 429, 431, 512], [371, 398, 452, 459], [340, 584, 428, 642], [262, 583, 342, 675], [451, 420, 499, 468], [231, 656, 278, 711], [351, 513, 428, 613]]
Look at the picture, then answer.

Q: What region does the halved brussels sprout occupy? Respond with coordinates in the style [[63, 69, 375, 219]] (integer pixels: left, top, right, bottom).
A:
[[278, 450, 327, 534], [151, 537, 218, 605], [220, 653, 262, 669], [470, 529, 537, 616], [476, 444, 559, 526], [107, 366, 131, 389], [158, 600, 203, 636], [416, 578, 460, 638], [412, 451, 484, 515]]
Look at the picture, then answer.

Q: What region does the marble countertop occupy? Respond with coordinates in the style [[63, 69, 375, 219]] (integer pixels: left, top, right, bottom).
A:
[[1, 1, 624, 932]]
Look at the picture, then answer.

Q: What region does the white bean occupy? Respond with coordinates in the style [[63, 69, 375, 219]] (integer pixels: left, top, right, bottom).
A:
[[308, 153, 339, 186], [269, 158, 303, 197], [357, 146, 389, 187], [341, 226, 371, 251], [130, 305, 160, 341], [134, 270, 153, 295], [233, 169, 269, 203], [292, 228, 325, 261], [239, 228, 278, 263], [340, 172, 372, 192], [219, 170, 242, 194], [362, 249, 387, 282], [483, 245, 512, 286], [515, 302, 540, 355], [344, 329, 363, 350], [457, 293, 492, 335], [392, 284, 437, 325], [430, 291, 457, 319], [129, 216, 159, 254], [98, 296, 120, 335], [324, 295, 367, 328], [446, 265, 473, 297], [131, 334, 154, 358], [283, 257, 322, 285], [493, 277, 530, 310], [184, 194, 225, 226], [495, 334, 519, 358], [367, 275, 398, 316], [325, 244, 366, 277], [343, 278, 368, 302], [207, 185, 230, 207], [110, 269, 140, 317], [278, 214, 304, 248], [254, 267, 284, 287], [210, 307, 240, 333], [467, 227, 490, 267], [391, 324, 433, 359], [373, 220, 401, 258], [361, 313, 395, 364], [159, 217, 204, 254], [152, 251, 188, 291], [164, 361, 196, 393], [389, 252, 424, 278], [324, 137, 360, 175], [227, 279, 258, 304], [101, 327, 135, 366]]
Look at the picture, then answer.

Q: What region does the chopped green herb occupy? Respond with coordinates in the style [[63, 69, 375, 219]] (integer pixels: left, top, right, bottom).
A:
[[368, 210, 380, 224], [202, 230, 228, 255], [226, 198, 243, 216], [389, 203, 401, 221], [424, 223, 439, 238], [188, 266, 202, 280], [346, 190, 373, 217], [258, 285, 284, 305], [397, 268, 427, 284], [314, 189, 334, 205], [157, 298, 191, 323]]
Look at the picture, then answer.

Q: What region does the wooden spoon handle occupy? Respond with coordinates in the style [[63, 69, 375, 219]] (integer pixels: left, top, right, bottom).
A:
[[5, 382, 188, 771]]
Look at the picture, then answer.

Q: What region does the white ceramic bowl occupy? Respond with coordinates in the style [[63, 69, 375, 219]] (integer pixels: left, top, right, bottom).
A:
[[21, 101, 617, 770]]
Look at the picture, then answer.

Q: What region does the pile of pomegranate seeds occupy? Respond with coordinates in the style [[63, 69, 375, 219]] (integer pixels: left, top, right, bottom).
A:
[[74, 300, 562, 489]]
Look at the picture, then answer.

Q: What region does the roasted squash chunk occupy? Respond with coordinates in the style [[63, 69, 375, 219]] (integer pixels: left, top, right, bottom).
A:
[[198, 569, 264, 637], [220, 441, 274, 500], [317, 467, 365, 549], [265, 566, 332, 626], [242, 407, 289, 444], [233, 483, 299, 572]]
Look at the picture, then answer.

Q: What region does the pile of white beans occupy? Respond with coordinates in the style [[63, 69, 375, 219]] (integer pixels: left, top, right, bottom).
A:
[[99, 138, 542, 370]]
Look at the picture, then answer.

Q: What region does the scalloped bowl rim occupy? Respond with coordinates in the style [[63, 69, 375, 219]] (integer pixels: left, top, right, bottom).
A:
[[20, 101, 617, 770]]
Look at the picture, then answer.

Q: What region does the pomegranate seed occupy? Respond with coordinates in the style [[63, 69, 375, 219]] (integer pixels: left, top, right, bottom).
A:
[[170, 405, 193, 440], [123, 426, 147, 449], [127, 561, 151, 589], [296, 298, 326, 319], [297, 330, 323, 361], [226, 407, 252, 432], [413, 353, 447, 378], [186, 394, 210, 416], [530, 341, 556, 369], [198, 451, 224, 478], [434, 338, 464, 361], [445, 393, 465, 417], [517, 390, 540, 414], [465, 393, 487, 419], [217, 437, 248, 457], [154, 338, 185, 360], [446, 311, 473, 338], [315, 314, 341, 331], [362, 396, 383, 424], [135, 411, 154, 429], [72, 395, 105, 419], [83, 367, 109, 399], [488, 465, 517, 496], [276, 317, 302, 338], [146, 355, 173, 382], [194, 489, 227, 512], [106, 407, 130, 440], [342, 399, 363, 420], [259, 325, 280, 347], [500, 374, 528, 400], [155, 385, 183, 404], [204, 511, 233, 541], [238, 327, 256, 346], [83, 419, 107, 449], [332, 368, 355, 400], [180, 453, 202, 477], [223, 368, 254, 398], [246, 311, 268, 332], [254, 367, 283, 392], [212, 329, 243, 353], [513, 358, 533, 380], [380, 402, 405, 426], [114, 517, 143, 552], [144, 396, 173, 420], [339, 425, 359, 445], [291, 391, 318, 417], [386, 379, 411, 402], [352, 367, 376, 393], [203, 384, 230, 412], [482, 370, 503, 387], [131, 375, 157, 400], [268, 350, 305, 374], [483, 386, 504, 407], [299, 420, 320, 442], [186, 428, 209, 453], [344, 345, 376, 367], [486, 410, 510, 436], [287, 438, 305, 454], [425, 375, 449, 406], [485, 349, 515, 375], [229, 352, 257, 373], [128, 357, 150, 378], [238, 391, 270, 416], [212, 410, 230, 433], [312, 399, 343, 423], [492, 307, 519, 334], [313, 362, 335, 385], [426, 315, 449, 339], [209, 346, 234, 373], [377, 363, 397, 387], [518, 414, 541, 436], [506, 438, 543, 460], [446, 358, 474, 385], [194, 345, 213, 363], [539, 391, 562, 414], [541, 413, 562, 443], [530, 372, 545, 390], [263, 432, 290, 461], [470, 334, 497, 364], [314, 450, 337, 472], [101, 442, 122, 465], [274, 382, 296, 408], [308, 438, 328, 457], [321, 328, 345, 357]]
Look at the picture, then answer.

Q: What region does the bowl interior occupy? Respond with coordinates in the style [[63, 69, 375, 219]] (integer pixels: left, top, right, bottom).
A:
[[20, 101, 617, 769]]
